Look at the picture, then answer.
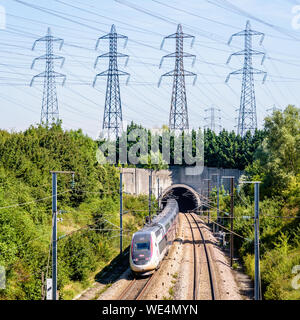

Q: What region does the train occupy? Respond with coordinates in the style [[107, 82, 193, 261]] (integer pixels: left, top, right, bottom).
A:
[[129, 199, 179, 275]]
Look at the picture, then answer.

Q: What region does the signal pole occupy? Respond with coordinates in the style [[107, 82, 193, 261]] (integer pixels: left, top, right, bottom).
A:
[[203, 178, 211, 223], [157, 177, 160, 213], [240, 180, 262, 300], [31, 27, 66, 126], [149, 170, 153, 222], [50, 170, 75, 300], [222, 176, 235, 267], [158, 24, 197, 131], [119, 171, 123, 254], [211, 173, 220, 232], [41, 272, 44, 300], [254, 182, 261, 300], [51, 172, 57, 301], [226, 21, 267, 137], [230, 177, 234, 267]]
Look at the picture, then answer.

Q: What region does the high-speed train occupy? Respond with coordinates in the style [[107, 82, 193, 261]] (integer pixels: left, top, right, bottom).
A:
[[129, 199, 179, 275]]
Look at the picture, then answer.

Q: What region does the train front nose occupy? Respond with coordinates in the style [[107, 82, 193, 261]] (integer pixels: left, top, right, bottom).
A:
[[130, 233, 153, 270], [132, 242, 151, 265]]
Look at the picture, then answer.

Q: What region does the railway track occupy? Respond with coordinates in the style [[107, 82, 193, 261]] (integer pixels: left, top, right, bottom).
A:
[[183, 213, 198, 299], [184, 212, 216, 300], [118, 212, 216, 300], [118, 230, 172, 300], [118, 273, 154, 300]]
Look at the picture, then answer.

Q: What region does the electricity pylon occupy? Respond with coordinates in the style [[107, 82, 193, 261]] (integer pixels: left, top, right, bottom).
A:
[[267, 105, 281, 115], [30, 27, 66, 126], [93, 24, 130, 140], [204, 106, 222, 133], [158, 24, 197, 132], [226, 20, 267, 137]]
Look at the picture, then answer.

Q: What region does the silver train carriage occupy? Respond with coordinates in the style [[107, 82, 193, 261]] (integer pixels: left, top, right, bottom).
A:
[[129, 199, 179, 275]]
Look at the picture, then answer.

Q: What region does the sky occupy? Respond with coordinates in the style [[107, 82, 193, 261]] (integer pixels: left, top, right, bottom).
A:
[[0, 0, 300, 138]]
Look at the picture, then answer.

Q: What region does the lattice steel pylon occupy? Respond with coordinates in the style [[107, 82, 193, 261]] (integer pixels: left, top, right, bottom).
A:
[[226, 20, 267, 137], [158, 24, 197, 132], [204, 106, 222, 134], [30, 27, 66, 126], [93, 24, 130, 140], [267, 105, 281, 115]]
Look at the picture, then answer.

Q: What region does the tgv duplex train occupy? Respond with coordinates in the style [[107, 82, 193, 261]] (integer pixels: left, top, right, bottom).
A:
[[130, 199, 179, 275]]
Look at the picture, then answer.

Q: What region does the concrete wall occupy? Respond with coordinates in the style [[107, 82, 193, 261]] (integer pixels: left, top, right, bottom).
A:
[[122, 166, 242, 197], [121, 168, 172, 198]]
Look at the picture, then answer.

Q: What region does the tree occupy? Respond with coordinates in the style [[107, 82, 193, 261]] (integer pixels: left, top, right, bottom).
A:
[[246, 105, 300, 198]]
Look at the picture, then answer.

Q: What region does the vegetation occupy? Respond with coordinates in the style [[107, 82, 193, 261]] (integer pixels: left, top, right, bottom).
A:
[[102, 121, 265, 170], [0, 124, 150, 300], [204, 127, 266, 169], [211, 105, 300, 300], [0, 106, 298, 300]]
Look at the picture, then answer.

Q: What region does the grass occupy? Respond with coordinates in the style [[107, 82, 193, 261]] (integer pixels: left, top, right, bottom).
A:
[[60, 210, 143, 300], [62, 280, 92, 300], [168, 287, 175, 297], [60, 259, 111, 300], [59, 197, 148, 300], [166, 272, 179, 300], [93, 283, 112, 300], [232, 262, 239, 270]]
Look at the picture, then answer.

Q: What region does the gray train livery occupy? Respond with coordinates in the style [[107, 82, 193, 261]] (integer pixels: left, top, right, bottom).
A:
[[129, 199, 179, 275]]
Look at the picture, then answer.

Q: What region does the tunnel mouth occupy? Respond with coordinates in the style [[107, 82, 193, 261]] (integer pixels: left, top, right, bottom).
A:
[[161, 186, 199, 213]]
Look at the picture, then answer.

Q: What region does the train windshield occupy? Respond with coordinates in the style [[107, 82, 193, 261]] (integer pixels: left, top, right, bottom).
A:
[[131, 233, 152, 265], [135, 242, 150, 250]]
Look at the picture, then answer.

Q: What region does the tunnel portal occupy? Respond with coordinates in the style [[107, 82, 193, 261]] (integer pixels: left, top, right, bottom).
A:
[[161, 184, 200, 213]]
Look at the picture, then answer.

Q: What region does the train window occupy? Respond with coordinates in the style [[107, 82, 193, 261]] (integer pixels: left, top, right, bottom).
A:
[[158, 237, 167, 254], [135, 242, 150, 250], [165, 223, 170, 230], [155, 229, 161, 237]]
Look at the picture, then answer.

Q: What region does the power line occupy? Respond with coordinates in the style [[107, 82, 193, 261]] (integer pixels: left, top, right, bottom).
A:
[[205, 0, 300, 42], [0, 190, 72, 211]]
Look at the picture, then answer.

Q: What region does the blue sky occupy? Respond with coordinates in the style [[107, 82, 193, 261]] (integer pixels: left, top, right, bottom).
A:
[[0, 0, 300, 138]]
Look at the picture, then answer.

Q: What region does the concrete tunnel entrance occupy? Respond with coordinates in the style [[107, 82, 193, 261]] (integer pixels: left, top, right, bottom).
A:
[[161, 184, 201, 213]]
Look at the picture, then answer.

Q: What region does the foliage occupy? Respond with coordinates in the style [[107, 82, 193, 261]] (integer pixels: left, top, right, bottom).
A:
[[245, 105, 300, 198], [0, 123, 142, 300], [1, 106, 298, 300], [218, 106, 300, 300], [204, 128, 265, 169], [100, 121, 265, 170]]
